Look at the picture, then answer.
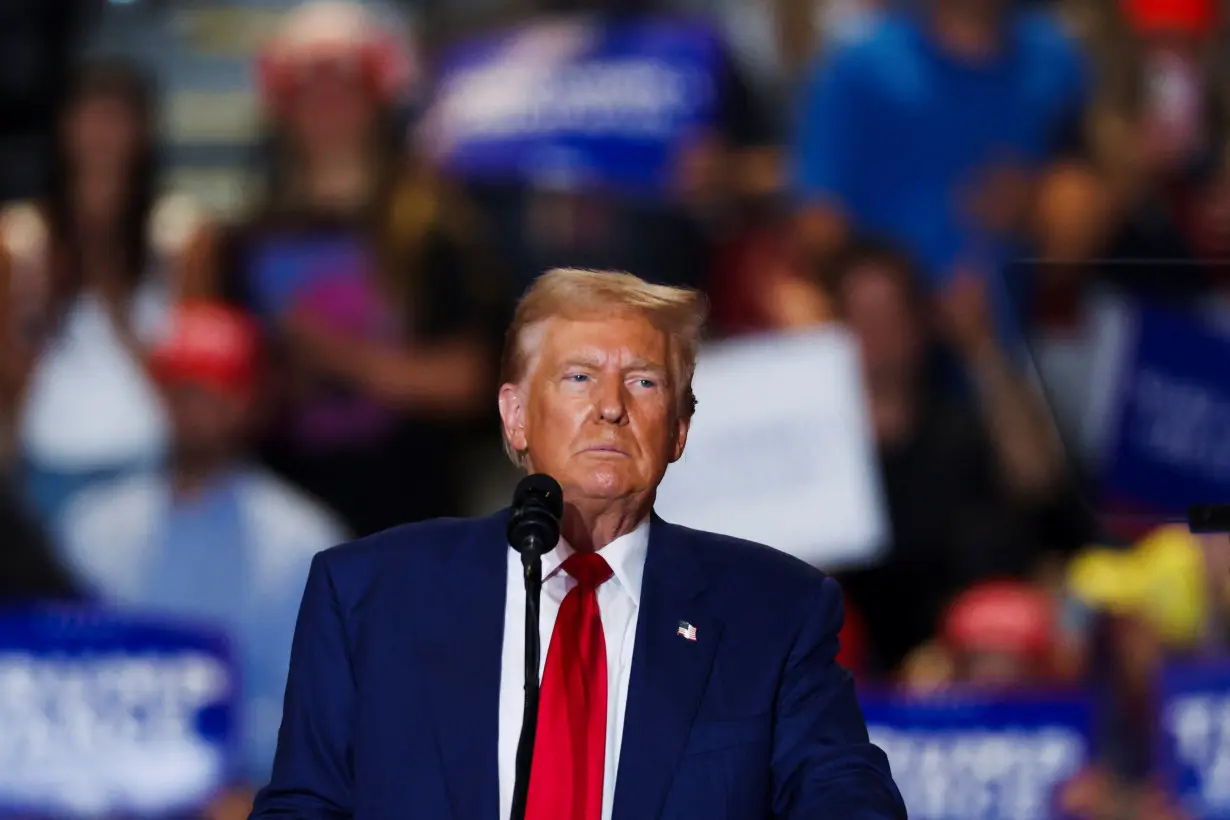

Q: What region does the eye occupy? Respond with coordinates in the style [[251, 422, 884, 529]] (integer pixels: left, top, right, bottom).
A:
[[567, 373, 589, 383], [635, 378, 657, 389]]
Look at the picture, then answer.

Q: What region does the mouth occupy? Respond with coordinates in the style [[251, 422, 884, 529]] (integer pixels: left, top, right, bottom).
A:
[[581, 445, 628, 456]]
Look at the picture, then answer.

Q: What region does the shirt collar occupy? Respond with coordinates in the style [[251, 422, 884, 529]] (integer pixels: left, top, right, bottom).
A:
[[539, 517, 651, 605]]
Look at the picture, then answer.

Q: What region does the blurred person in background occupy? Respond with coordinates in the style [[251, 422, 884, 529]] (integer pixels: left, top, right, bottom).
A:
[[1066, 526, 1209, 774], [426, 0, 775, 300], [1073, 0, 1230, 303], [0, 476, 78, 604], [819, 240, 1090, 675], [223, 1, 502, 536], [1057, 524, 1208, 820], [0, 59, 214, 522], [58, 301, 345, 809], [901, 579, 1060, 693], [675, 0, 886, 145], [790, 0, 1101, 349]]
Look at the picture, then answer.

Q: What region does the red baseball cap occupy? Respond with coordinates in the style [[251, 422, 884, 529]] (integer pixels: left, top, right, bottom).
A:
[[942, 581, 1056, 662], [257, 1, 417, 111], [1123, 0, 1219, 37], [149, 301, 259, 400]]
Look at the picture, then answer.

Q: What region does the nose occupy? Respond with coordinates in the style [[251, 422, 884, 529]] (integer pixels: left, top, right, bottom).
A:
[[594, 378, 628, 424]]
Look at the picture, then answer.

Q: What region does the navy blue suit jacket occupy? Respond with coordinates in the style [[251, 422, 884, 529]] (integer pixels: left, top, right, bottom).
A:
[[251, 509, 906, 820]]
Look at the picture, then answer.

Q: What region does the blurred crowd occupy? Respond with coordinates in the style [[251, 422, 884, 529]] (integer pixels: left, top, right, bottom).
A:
[[0, 0, 1228, 816]]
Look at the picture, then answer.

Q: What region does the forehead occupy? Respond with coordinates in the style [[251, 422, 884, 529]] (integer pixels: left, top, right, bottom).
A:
[[532, 314, 671, 369], [73, 93, 135, 116]]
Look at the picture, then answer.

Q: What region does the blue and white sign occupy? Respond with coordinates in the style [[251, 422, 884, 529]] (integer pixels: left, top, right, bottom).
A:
[[423, 17, 724, 196], [862, 691, 1093, 820], [0, 606, 237, 818], [1159, 658, 1230, 820], [1093, 302, 1230, 525]]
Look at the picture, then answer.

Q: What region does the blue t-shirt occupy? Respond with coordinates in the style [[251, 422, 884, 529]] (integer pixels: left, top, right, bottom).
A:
[[57, 468, 343, 785], [792, 9, 1089, 341]]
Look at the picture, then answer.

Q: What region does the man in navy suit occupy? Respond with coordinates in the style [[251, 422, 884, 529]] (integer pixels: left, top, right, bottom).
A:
[[252, 268, 906, 820]]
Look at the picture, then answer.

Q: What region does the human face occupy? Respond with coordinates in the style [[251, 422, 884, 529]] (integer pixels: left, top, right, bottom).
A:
[[164, 382, 249, 464], [961, 649, 1034, 690], [499, 314, 688, 502], [934, 0, 1006, 24], [840, 263, 924, 387], [64, 93, 143, 172], [285, 68, 379, 160]]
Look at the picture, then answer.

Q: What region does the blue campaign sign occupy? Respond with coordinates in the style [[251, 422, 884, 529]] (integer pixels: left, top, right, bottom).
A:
[[424, 17, 724, 196], [1158, 658, 1230, 820], [0, 606, 237, 818], [1097, 303, 1230, 523], [861, 690, 1093, 820]]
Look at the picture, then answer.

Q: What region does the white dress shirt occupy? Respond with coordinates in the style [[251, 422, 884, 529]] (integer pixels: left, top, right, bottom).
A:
[[498, 519, 650, 820]]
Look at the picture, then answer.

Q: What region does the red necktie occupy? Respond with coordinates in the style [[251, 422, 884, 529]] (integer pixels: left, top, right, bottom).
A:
[[525, 552, 613, 820]]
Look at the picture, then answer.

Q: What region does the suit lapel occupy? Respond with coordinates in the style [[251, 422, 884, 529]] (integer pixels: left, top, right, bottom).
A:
[[612, 515, 721, 820], [420, 509, 509, 820]]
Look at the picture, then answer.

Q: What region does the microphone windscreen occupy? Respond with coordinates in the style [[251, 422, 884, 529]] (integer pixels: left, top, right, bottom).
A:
[[512, 473, 564, 520]]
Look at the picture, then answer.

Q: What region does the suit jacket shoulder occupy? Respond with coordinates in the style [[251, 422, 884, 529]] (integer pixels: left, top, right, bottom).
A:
[[314, 513, 500, 615], [662, 520, 832, 601]]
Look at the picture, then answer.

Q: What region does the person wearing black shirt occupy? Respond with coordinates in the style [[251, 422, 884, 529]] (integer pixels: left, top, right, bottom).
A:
[[820, 240, 1092, 675], [220, 2, 504, 537]]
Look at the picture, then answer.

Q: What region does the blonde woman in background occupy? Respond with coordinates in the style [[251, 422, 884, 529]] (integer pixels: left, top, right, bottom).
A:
[[0, 59, 215, 522]]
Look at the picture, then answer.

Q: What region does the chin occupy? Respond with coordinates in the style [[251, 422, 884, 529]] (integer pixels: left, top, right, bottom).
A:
[[570, 466, 638, 500]]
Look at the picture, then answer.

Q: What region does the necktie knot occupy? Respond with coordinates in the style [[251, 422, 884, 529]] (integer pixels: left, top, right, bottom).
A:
[[562, 552, 613, 590]]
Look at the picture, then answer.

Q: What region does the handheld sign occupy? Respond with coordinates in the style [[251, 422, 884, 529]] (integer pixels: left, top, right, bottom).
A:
[[423, 17, 724, 197], [1090, 301, 1230, 533], [862, 690, 1093, 820], [0, 606, 237, 818], [654, 328, 888, 570], [1158, 657, 1230, 819]]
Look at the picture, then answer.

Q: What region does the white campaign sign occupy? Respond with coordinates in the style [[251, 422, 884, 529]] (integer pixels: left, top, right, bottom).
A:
[[654, 328, 888, 570]]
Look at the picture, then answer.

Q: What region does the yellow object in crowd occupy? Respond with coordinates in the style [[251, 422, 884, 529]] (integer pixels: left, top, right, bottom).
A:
[[1066, 524, 1208, 648]]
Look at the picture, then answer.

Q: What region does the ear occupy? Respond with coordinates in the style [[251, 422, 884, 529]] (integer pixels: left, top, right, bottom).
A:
[[669, 415, 690, 464], [498, 382, 528, 454]]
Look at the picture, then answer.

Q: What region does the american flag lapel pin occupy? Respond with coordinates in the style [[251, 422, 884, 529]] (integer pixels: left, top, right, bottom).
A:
[[676, 620, 697, 641]]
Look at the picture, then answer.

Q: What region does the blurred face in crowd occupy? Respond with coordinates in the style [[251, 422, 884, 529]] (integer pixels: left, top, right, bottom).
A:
[[500, 313, 688, 504], [541, 0, 647, 11], [284, 65, 380, 159], [64, 91, 144, 172], [1140, 36, 1209, 176], [837, 261, 924, 389], [164, 381, 250, 465], [960, 649, 1038, 690], [934, 0, 1007, 21]]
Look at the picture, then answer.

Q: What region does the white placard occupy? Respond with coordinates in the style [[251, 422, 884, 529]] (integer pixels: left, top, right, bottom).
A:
[[655, 327, 888, 570]]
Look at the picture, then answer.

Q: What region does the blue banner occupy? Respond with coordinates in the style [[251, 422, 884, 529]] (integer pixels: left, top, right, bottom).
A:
[[861, 690, 1093, 820], [425, 17, 724, 196], [0, 606, 237, 818], [1098, 304, 1230, 523], [1158, 658, 1230, 820]]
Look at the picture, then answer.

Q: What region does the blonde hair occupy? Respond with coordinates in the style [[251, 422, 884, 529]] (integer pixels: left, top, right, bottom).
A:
[[500, 268, 709, 467]]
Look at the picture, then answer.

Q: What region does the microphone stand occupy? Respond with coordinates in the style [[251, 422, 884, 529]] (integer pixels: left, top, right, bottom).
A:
[[510, 538, 543, 820]]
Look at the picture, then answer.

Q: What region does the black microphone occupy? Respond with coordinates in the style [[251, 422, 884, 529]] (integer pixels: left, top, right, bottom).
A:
[[507, 473, 563, 820], [507, 473, 564, 559]]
